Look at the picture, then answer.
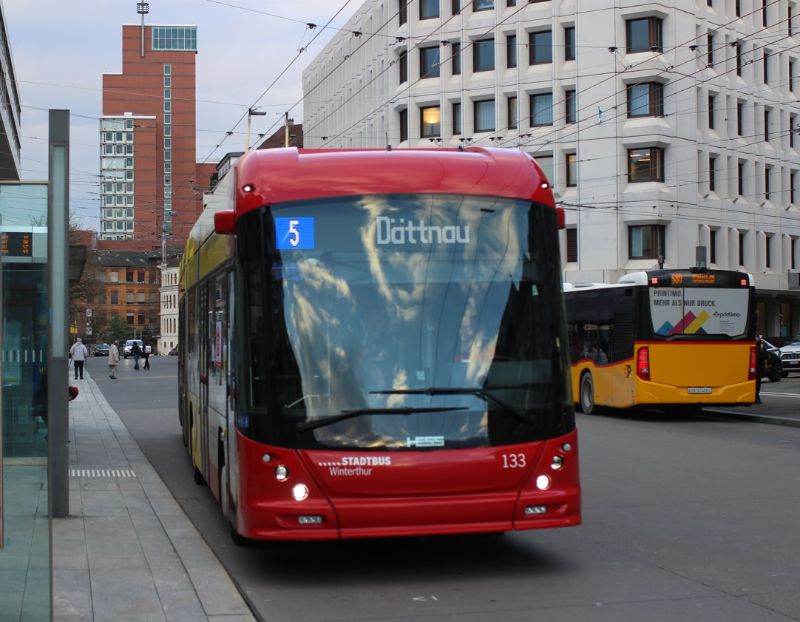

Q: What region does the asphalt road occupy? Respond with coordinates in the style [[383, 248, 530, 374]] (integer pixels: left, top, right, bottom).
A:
[[85, 357, 800, 622]]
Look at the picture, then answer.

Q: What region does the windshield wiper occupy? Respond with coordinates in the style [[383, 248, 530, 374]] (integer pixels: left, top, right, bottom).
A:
[[297, 406, 467, 432], [370, 387, 533, 426]]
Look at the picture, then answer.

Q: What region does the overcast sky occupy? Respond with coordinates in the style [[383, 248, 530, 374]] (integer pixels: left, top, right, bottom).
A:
[[4, 0, 359, 231]]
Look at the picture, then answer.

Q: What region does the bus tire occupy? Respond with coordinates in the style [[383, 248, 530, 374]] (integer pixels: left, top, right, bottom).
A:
[[579, 371, 598, 415], [193, 465, 206, 486]]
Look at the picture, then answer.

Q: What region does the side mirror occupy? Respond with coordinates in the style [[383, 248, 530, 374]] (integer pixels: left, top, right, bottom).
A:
[[214, 210, 236, 235]]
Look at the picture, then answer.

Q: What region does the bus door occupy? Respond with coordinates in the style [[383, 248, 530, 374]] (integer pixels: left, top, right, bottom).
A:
[[197, 281, 210, 482], [206, 273, 229, 501]]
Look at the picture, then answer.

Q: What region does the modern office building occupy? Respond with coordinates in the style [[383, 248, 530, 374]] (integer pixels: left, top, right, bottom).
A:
[[101, 22, 203, 247], [302, 0, 800, 337]]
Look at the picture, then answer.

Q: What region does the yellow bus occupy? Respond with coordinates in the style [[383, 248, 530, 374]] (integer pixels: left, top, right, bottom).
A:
[[564, 269, 757, 413]]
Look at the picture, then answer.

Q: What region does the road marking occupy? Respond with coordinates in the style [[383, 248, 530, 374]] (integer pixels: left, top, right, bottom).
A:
[[761, 392, 800, 398], [70, 468, 136, 478]]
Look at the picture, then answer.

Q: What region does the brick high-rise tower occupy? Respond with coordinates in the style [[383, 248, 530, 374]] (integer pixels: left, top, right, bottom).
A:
[[101, 23, 201, 247]]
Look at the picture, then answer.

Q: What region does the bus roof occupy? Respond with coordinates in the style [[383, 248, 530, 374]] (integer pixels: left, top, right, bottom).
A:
[[232, 147, 554, 218]]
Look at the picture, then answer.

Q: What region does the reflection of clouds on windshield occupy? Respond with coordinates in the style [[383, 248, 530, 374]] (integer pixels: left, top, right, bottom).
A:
[[358, 196, 429, 322], [386, 368, 408, 408], [297, 257, 353, 302]]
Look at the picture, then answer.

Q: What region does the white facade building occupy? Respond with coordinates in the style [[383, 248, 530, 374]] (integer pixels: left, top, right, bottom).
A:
[[303, 0, 800, 337], [159, 263, 179, 354]]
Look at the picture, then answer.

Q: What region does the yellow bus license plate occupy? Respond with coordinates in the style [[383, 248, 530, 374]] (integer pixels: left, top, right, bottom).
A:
[[687, 387, 712, 394]]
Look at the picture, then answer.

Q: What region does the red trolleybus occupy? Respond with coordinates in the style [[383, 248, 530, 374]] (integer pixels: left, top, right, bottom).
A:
[[564, 269, 757, 414], [178, 147, 580, 542]]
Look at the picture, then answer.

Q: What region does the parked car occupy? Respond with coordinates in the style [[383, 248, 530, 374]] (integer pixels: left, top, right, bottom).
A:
[[779, 336, 800, 377], [761, 339, 782, 382], [168, 344, 179, 356], [93, 343, 110, 356], [123, 339, 143, 358]]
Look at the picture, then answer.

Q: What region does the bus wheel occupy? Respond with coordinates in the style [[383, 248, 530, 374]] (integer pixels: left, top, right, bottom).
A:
[[580, 372, 597, 414], [193, 465, 206, 486]]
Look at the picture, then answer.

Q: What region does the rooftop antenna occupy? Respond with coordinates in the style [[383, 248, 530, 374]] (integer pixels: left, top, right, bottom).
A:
[[137, 1, 150, 58]]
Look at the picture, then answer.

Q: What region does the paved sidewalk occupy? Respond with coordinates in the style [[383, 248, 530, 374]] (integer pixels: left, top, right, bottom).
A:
[[54, 370, 256, 622], [702, 387, 800, 427]]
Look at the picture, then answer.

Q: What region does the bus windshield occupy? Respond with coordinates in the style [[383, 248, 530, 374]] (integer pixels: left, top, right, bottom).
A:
[[649, 286, 750, 338], [238, 194, 573, 450]]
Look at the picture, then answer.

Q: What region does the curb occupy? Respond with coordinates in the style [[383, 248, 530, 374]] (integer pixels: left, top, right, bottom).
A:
[[701, 408, 800, 428]]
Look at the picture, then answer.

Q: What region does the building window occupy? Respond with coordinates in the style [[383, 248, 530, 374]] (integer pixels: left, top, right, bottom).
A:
[[629, 225, 665, 260], [399, 0, 407, 25], [709, 155, 717, 191], [790, 59, 795, 92], [628, 147, 664, 182], [420, 46, 440, 78], [766, 234, 773, 268], [564, 26, 575, 61], [530, 93, 554, 126], [709, 229, 717, 264], [420, 105, 441, 137], [566, 153, 578, 186], [765, 165, 772, 200], [627, 82, 663, 117], [507, 96, 518, 129], [474, 0, 494, 10], [452, 42, 461, 75], [110, 291, 119, 304], [708, 94, 716, 129], [737, 101, 744, 135], [738, 160, 746, 196], [452, 0, 460, 14], [507, 34, 517, 68], [152, 26, 197, 51], [565, 89, 576, 124], [420, 0, 439, 20], [765, 109, 771, 141], [566, 228, 578, 262], [474, 38, 495, 72], [738, 231, 745, 266], [790, 4, 795, 37], [707, 33, 714, 66], [626, 17, 662, 53], [474, 99, 495, 132], [791, 171, 797, 204], [529, 30, 552, 65], [793, 237, 797, 270], [399, 51, 407, 84], [764, 49, 770, 83], [399, 108, 408, 142], [763, 0, 768, 26], [735, 42, 743, 76], [453, 102, 462, 135]]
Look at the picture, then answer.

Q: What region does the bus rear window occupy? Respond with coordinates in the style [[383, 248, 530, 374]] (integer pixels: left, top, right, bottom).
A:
[[649, 287, 749, 337]]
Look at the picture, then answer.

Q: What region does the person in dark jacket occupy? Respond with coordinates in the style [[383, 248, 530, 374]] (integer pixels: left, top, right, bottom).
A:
[[131, 341, 142, 370], [755, 336, 767, 404], [142, 342, 151, 370]]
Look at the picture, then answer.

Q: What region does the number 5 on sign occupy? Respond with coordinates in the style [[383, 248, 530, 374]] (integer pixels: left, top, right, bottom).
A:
[[276, 217, 315, 250]]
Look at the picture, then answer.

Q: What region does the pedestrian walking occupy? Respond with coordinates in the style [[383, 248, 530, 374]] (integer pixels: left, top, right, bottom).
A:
[[108, 342, 120, 379], [69, 337, 89, 380], [755, 335, 767, 404], [142, 342, 151, 370], [131, 341, 142, 370]]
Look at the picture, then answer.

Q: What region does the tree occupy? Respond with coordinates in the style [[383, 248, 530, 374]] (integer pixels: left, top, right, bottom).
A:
[[100, 316, 131, 345]]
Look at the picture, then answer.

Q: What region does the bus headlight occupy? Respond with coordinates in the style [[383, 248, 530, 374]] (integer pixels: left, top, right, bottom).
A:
[[274, 465, 289, 481], [536, 474, 551, 490], [550, 456, 564, 470], [292, 483, 309, 501]]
